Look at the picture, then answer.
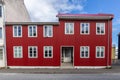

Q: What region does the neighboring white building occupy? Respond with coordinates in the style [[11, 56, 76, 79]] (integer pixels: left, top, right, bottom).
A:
[[0, 0, 5, 67], [0, 0, 31, 68]]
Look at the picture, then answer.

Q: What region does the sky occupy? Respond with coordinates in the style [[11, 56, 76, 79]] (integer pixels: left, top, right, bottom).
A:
[[24, 0, 120, 48]]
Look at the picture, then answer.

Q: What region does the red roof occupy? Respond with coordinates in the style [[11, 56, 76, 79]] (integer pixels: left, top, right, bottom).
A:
[[57, 13, 114, 18]]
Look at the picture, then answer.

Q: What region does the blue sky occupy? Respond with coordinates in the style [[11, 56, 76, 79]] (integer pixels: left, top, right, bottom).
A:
[[25, 0, 120, 47]]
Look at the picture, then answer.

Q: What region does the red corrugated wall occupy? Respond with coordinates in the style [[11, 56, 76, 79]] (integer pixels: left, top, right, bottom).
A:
[[6, 19, 112, 67]]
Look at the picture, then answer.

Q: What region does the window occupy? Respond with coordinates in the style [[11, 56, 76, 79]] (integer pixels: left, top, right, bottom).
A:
[[80, 23, 90, 34], [80, 46, 89, 58], [44, 46, 53, 58], [96, 23, 105, 35], [96, 46, 105, 58], [28, 25, 37, 37], [28, 46, 37, 58], [13, 46, 22, 58], [0, 28, 2, 38], [44, 25, 53, 37], [0, 48, 3, 60], [13, 25, 22, 37], [0, 6, 2, 17], [65, 23, 74, 34]]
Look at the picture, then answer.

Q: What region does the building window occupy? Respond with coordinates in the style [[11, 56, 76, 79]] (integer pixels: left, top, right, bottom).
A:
[[80, 46, 89, 58], [65, 23, 74, 34], [13, 25, 22, 37], [80, 23, 90, 34], [28, 46, 37, 58], [96, 46, 105, 58], [44, 46, 53, 58], [28, 25, 37, 37], [0, 6, 2, 17], [96, 23, 105, 35], [0, 28, 2, 39], [13, 46, 22, 58], [44, 25, 53, 37], [0, 48, 3, 60]]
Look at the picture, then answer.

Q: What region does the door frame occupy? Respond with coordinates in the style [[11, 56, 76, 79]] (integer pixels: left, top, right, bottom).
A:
[[60, 46, 74, 67]]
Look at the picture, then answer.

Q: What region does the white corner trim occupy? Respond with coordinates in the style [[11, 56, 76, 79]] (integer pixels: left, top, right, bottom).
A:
[[74, 66, 108, 69], [8, 66, 60, 69]]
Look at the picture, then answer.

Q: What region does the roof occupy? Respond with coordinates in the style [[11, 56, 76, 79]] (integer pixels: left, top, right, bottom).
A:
[[56, 13, 114, 20], [5, 22, 59, 25]]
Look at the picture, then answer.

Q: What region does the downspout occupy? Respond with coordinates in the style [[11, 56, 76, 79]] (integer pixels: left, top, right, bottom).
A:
[[3, 0, 7, 68], [107, 17, 111, 68]]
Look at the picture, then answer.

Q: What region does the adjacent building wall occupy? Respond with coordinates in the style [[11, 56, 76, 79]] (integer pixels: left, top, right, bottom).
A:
[[4, 0, 31, 22]]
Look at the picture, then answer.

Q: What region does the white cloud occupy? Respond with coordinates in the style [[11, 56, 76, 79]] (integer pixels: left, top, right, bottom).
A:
[[24, 0, 86, 22]]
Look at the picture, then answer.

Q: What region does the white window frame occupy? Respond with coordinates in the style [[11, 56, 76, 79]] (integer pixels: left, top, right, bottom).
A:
[[96, 23, 105, 35], [28, 46, 38, 58], [0, 27, 2, 39], [44, 46, 53, 58], [43, 25, 53, 37], [96, 46, 105, 58], [28, 25, 37, 37], [80, 46, 90, 58], [13, 25, 22, 37], [13, 46, 23, 58], [65, 22, 74, 35], [80, 23, 90, 35]]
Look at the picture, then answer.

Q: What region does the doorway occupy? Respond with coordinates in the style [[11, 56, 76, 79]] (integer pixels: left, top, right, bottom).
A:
[[61, 47, 73, 67]]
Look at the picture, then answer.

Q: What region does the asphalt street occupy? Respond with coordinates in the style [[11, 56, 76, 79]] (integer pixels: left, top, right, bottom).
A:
[[0, 73, 120, 80]]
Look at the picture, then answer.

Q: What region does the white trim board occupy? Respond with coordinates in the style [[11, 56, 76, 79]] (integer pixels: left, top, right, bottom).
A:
[[8, 66, 60, 69]]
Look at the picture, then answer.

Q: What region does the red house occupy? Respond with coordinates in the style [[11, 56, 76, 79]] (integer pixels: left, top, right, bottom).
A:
[[5, 14, 114, 68]]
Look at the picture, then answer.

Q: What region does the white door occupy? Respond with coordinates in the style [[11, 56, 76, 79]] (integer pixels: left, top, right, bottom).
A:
[[0, 48, 4, 67], [63, 48, 72, 63]]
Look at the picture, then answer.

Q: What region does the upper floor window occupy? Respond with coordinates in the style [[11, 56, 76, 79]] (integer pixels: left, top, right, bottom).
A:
[[13, 25, 22, 37], [28, 25, 37, 37], [80, 46, 89, 58], [13, 46, 22, 58], [0, 6, 2, 17], [44, 46, 53, 58], [65, 23, 74, 34], [96, 46, 105, 58], [96, 23, 105, 35], [0, 28, 2, 39], [80, 23, 90, 34], [28, 46, 38, 58], [43, 25, 53, 37]]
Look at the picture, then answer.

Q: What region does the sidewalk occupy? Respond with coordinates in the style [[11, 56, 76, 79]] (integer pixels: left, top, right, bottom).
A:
[[0, 65, 120, 74]]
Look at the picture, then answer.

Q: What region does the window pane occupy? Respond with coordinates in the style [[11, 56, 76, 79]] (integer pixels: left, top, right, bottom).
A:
[[18, 26, 21, 36], [0, 6, 2, 17], [14, 26, 17, 36], [45, 26, 48, 36], [0, 49, 3, 60], [33, 26, 36, 36], [66, 26, 69, 33], [69, 24, 73, 33], [49, 27, 52, 36], [101, 26, 104, 33], [45, 53, 48, 57], [29, 26, 32, 36], [0, 28, 2, 38]]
